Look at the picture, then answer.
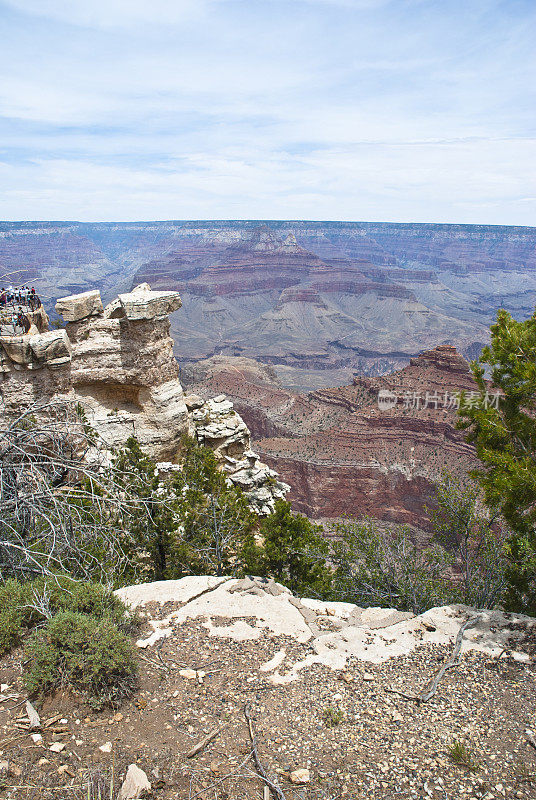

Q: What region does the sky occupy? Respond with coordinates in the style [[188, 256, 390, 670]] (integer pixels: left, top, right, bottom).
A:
[[0, 0, 535, 224]]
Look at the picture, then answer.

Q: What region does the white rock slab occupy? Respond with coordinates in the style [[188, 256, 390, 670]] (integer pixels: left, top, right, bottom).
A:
[[55, 290, 103, 322]]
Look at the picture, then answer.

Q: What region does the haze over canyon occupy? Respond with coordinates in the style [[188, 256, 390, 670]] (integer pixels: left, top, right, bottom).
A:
[[1, 219, 535, 389]]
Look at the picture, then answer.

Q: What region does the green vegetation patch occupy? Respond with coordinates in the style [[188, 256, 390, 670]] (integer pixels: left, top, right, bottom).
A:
[[23, 611, 138, 709]]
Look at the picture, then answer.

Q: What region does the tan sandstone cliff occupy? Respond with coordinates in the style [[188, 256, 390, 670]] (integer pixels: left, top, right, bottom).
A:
[[0, 283, 289, 514]]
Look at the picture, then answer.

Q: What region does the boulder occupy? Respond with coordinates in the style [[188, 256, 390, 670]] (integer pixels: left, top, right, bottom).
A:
[[183, 393, 205, 410], [55, 290, 104, 322], [118, 764, 151, 800], [103, 297, 125, 319], [0, 335, 32, 365], [29, 330, 72, 364], [118, 284, 182, 321]]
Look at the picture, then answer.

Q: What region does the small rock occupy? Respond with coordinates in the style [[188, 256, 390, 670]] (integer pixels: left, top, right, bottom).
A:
[[31, 733, 43, 744], [362, 672, 374, 681], [49, 742, 66, 753], [26, 700, 41, 730], [0, 684, 9, 692], [179, 669, 197, 680], [58, 764, 74, 776], [118, 764, 152, 799], [290, 768, 310, 784], [99, 742, 113, 753], [37, 758, 50, 767]]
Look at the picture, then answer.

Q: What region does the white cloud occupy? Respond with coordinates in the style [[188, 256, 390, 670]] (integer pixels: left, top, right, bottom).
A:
[[2, 0, 207, 28], [1, 0, 535, 223], [2, 137, 535, 224]]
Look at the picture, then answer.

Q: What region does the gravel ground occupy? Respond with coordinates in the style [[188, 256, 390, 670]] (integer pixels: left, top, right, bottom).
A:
[[0, 617, 535, 800]]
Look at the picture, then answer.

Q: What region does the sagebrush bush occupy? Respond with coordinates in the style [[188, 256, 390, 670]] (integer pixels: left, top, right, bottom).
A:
[[0, 608, 25, 657], [45, 578, 136, 632], [23, 611, 138, 708], [0, 577, 136, 658]]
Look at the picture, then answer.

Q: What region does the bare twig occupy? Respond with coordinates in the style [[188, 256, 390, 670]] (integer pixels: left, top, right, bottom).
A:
[[386, 615, 480, 704], [189, 750, 254, 799], [244, 704, 287, 800], [186, 724, 228, 758]]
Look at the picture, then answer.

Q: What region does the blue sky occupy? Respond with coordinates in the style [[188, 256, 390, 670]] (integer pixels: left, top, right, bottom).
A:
[[0, 0, 535, 223]]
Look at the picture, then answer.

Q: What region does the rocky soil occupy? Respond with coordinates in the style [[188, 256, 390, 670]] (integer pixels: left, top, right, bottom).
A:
[[1, 577, 535, 800]]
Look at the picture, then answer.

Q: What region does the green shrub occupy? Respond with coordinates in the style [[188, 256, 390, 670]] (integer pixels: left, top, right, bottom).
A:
[[46, 578, 135, 632], [447, 740, 480, 771], [23, 611, 138, 708], [0, 609, 25, 656], [322, 706, 345, 727]]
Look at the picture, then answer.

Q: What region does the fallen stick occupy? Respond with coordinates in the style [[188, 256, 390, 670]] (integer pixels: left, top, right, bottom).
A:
[[386, 615, 480, 704], [186, 724, 227, 758], [419, 616, 479, 702], [137, 654, 169, 672], [44, 714, 63, 728], [244, 705, 287, 800], [189, 750, 253, 800]]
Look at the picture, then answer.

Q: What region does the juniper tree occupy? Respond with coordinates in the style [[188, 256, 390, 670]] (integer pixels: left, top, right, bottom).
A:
[[458, 308, 536, 613]]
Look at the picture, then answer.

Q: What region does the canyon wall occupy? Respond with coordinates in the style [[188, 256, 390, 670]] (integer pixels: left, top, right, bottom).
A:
[[0, 284, 289, 515], [185, 347, 481, 529], [2, 220, 535, 389]]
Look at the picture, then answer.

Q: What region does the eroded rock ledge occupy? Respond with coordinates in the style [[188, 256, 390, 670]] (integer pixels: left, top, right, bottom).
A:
[[117, 576, 536, 683], [0, 283, 289, 513]]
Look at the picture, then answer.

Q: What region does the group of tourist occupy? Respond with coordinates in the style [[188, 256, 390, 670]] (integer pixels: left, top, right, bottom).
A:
[[0, 285, 41, 336], [1, 285, 41, 310]]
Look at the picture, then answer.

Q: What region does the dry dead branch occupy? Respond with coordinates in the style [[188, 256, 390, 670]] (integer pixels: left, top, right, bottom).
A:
[[386, 615, 480, 704], [186, 724, 227, 758], [244, 704, 287, 800], [0, 398, 167, 583]]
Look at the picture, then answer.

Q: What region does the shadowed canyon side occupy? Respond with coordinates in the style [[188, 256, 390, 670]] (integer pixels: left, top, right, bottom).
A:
[[2, 221, 536, 388], [184, 346, 481, 529]]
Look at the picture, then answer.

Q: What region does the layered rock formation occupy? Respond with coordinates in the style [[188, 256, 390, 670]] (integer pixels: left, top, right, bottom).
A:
[[185, 348, 482, 529], [3, 220, 535, 389], [0, 284, 288, 514]]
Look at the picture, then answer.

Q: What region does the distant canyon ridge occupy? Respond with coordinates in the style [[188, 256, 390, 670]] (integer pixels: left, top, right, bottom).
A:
[[1, 220, 535, 390]]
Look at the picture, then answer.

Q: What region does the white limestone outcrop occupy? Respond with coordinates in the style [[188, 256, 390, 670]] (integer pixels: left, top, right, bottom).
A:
[[118, 283, 182, 321], [188, 394, 290, 513], [117, 576, 536, 683], [29, 329, 72, 366]]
